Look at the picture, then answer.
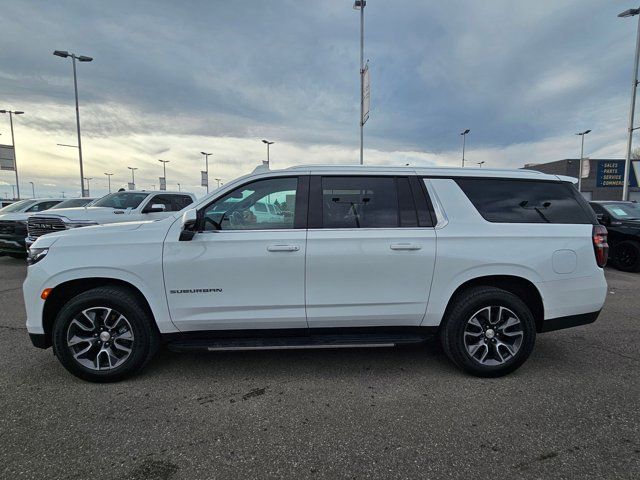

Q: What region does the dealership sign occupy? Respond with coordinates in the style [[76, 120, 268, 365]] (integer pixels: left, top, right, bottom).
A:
[[596, 160, 639, 188]]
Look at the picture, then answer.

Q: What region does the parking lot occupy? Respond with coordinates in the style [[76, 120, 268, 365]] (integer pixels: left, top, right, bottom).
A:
[[0, 257, 637, 479]]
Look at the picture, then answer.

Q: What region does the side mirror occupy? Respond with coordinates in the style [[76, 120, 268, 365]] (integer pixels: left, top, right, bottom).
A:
[[145, 203, 166, 213], [179, 208, 198, 241], [597, 213, 611, 225]]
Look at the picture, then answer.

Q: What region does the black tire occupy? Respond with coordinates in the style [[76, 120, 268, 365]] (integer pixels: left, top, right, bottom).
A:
[[611, 240, 640, 273], [439, 286, 536, 378], [8, 252, 26, 259], [52, 286, 160, 382]]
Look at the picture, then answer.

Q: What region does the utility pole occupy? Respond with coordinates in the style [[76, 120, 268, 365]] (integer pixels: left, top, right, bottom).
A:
[[53, 50, 93, 197], [201, 152, 212, 193], [576, 129, 591, 194], [354, 0, 366, 165], [104, 173, 114, 193], [460, 129, 470, 167]]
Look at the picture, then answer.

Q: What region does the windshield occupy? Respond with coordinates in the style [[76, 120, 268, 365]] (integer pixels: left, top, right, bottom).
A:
[[92, 192, 149, 209], [54, 198, 95, 209], [603, 202, 640, 220], [0, 199, 37, 213]]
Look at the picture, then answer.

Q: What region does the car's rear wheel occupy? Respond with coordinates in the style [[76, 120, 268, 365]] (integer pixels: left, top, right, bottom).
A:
[[52, 286, 159, 382], [611, 240, 640, 272], [440, 286, 536, 377]]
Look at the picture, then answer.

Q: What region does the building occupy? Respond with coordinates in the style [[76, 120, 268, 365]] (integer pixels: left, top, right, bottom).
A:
[[523, 159, 640, 201]]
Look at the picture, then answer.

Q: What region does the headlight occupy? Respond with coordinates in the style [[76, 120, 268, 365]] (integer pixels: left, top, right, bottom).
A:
[[67, 220, 98, 228], [27, 247, 49, 266]]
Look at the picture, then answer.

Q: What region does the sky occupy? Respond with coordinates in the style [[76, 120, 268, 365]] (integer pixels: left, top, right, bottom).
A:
[[0, 0, 638, 199]]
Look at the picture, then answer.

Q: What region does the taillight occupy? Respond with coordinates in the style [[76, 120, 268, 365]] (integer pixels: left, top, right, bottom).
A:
[[592, 225, 609, 268]]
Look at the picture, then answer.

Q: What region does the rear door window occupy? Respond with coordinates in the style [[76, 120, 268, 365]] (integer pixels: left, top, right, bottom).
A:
[[455, 178, 596, 224], [321, 177, 398, 228]]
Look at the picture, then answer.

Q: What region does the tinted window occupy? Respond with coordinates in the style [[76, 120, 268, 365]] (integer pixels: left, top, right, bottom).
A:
[[322, 177, 398, 228], [600, 202, 640, 220], [54, 198, 94, 209], [173, 195, 194, 211], [0, 199, 36, 213], [203, 177, 298, 230], [455, 178, 595, 224], [26, 200, 62, 212], [93, 192, 149, 209]]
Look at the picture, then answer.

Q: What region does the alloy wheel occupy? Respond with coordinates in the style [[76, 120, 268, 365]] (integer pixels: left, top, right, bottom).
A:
[[463, 306, 524, 366], [66, 307, 135, 370]]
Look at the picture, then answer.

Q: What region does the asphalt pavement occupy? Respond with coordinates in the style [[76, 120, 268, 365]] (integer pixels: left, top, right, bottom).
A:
[[0, 256, 638, 479]]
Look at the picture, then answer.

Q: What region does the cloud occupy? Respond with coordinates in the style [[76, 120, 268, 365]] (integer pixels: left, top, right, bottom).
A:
[[0, 0, 636, 198]]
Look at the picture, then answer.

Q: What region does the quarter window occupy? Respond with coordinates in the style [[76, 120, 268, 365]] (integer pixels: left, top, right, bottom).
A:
[[203, 177, 298, 231], [455, 178, 596, 224], [321, 177, 398, 228]]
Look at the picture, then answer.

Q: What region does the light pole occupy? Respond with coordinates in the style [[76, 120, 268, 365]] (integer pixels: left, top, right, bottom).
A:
[[354, 0, 366, 165], [477, 161, 485, 168], [53, 50, 93, 197], [158, 159, 169, 190], [619, 8, 640, 200], [84, 177, 93, 196], [261, 139, 274, 167], [11, 185, 15, 200], [215, 178, 221, 188], [104, 173, 114, 193], [576, 129, 592, 193], [460, 129, 470, 167], [29, 181, 35, 197], [201, 152, 212, 193], [128, 167, 138, 189], [177, 182, 181, 192], [0, 109, 24, 199]]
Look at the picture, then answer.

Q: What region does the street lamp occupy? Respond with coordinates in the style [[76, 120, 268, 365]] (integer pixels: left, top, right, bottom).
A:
[[201, 152, 212, 193], [0, 109, 24, 199], [84, 177, 93, 196], [214, 178, 222, 188], [477, 161, 485, 168], [354, 0, 366, 165], [177, 182, 181, 192], [158, 159, 170, 190], [127, 167, 138, 189], [53, 50, 93, 197], [261, 139, 274, 167], [104, 173, 114, 193], [460, 129, 470, 167], [29, 181, 35, 198], [618, 8, 640, 200], [576, 129, 592, 193]]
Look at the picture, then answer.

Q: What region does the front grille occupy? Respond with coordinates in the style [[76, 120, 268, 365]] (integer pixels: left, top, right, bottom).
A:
[[27, 216, 67, 239], [0, 221, 15, 235]]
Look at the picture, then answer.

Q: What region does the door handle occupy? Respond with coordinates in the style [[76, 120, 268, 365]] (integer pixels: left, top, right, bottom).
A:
[[390, 243, 422, 251], [267, 244, 300, 252]]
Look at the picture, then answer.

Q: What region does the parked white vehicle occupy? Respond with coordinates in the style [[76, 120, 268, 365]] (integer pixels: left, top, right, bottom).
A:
[[23, 166, 608, 382], [0, 198, 65, 257], [25, 190, 196, 247]]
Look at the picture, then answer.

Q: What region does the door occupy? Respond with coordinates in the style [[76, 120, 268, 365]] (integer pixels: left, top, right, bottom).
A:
[[305, 175, 437, 328], [163, 176, 308, 331]]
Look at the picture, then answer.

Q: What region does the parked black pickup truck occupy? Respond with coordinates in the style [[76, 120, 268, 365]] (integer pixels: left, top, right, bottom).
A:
[[590, 201, 640, 272]]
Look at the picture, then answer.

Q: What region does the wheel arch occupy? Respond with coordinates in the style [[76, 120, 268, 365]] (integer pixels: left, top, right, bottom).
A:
[[41, 278, 158, 349], [441, 275, 545, 333]]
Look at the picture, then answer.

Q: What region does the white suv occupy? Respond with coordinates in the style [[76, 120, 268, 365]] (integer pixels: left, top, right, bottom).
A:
[[25, 190, 195, 246], [23, 166, 608, 382]]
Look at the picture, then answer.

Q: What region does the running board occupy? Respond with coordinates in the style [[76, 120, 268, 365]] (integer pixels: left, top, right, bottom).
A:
[[166, 333, 431, 353]]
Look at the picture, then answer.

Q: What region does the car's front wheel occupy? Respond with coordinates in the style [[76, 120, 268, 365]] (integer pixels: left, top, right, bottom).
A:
[[440, 286, 536, 377], [52, 286, 159, 382]]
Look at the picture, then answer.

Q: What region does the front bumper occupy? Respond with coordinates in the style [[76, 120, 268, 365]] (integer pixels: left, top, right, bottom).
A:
[[0, 234, 27, 254]]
